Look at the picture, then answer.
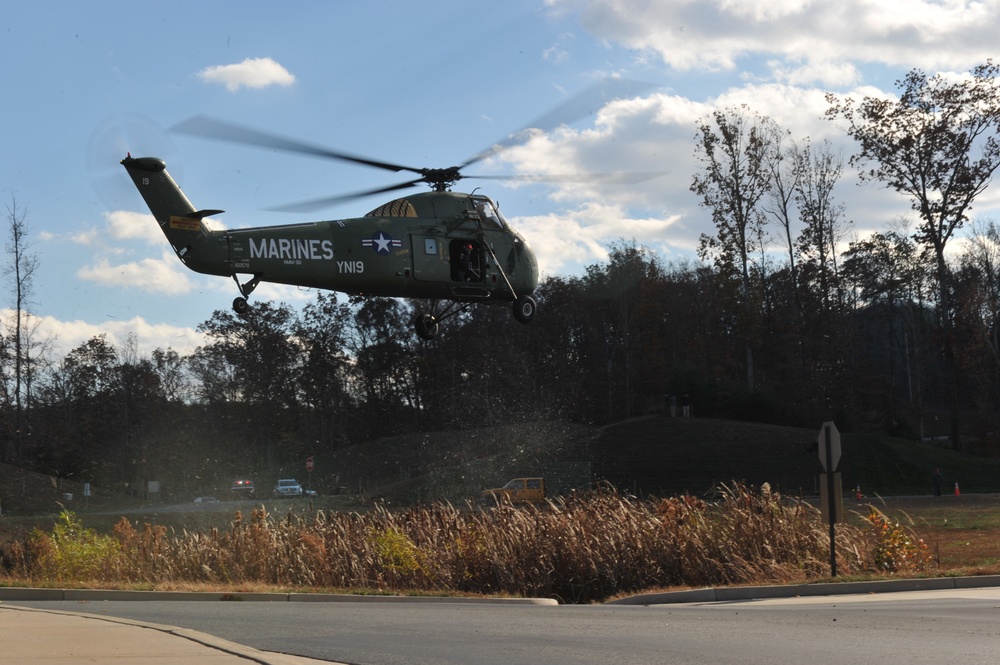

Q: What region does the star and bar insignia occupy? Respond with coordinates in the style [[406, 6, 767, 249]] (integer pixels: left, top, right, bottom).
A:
[[361, 231, 402, 255]]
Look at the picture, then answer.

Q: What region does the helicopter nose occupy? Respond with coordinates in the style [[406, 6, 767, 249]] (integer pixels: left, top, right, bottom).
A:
[[521, 242, 539, 293]]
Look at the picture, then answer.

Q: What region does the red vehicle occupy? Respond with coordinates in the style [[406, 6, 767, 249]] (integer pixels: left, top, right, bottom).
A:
[[230, 479, 256, 498]]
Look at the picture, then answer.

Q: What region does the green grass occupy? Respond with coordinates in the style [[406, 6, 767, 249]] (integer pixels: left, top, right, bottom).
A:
[[844, 432, 1000, 495], [258, 416, 1000, 504], [4, 415, 1000, 523]]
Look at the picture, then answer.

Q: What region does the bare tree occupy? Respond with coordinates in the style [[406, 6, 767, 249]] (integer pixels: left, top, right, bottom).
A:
[[762, 134, 804, 321], [3, 196, 40, 463], [795, 139, 847, 314], [691, 106, 782, 389], [961, 220, 1000, 371]]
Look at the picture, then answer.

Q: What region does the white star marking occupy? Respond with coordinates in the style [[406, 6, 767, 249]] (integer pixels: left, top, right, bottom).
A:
[[374, 233, 392, 253]]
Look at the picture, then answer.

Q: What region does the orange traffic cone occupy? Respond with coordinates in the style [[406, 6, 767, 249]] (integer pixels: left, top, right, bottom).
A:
[[855, 485, 862, 500], [955, 481, 960, 496]]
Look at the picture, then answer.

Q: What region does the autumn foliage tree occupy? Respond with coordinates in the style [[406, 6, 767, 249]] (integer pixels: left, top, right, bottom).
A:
[[828, 61, 1000, 447]]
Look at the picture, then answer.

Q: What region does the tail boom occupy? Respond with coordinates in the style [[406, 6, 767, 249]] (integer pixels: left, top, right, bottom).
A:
[[121, 155, 229, 276]]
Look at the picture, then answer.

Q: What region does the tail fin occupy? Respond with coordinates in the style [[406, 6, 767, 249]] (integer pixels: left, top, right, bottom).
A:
[[121, 155, 228, 275]]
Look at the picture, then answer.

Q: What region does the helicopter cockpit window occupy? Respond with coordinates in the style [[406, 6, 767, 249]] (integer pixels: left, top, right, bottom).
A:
[[472, 196, 507, 230]]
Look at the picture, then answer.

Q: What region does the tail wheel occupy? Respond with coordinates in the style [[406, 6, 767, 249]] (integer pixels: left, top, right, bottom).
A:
[[513, 295, 536, 324], [414, 313, 440, 340]]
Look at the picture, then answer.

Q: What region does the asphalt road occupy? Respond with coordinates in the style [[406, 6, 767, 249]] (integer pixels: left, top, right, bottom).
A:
[[13, 588, 1000, 664]]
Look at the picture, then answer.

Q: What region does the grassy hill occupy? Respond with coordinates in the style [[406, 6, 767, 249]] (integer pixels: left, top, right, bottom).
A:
[[590, 416, 819, 497], [0, 463, 118, 518], [4, 416, 1000, 517], [323, 420, 593, 505], [322, 415, 1000, 504], [589, 417, 1000, 498]]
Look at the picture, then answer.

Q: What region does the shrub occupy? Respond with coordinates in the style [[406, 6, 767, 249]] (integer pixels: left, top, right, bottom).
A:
[[27, 510, 124, 582], [863, 507, 934, 573]]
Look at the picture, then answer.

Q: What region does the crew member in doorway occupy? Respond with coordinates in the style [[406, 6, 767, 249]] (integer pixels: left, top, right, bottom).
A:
[[458, 242, 476, 281]]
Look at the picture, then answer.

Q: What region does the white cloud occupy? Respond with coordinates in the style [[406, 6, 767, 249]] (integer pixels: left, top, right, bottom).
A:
[[544, 32, 575, 63], [197, 57, 296, 92], [492, 79, 930, 274], [0, 309, 209, 359], [77, 252, 194, 295], [497, 92, 700, 209], [62, 211, 161, 247], [548, 0, 1000, 82], [247, 281, 317, 304], [770, 60, 861, 88], [513, 202, 684, 276], [69, 228, 100, 246], [104, 210, 163, 244], [517, 0, 1000, 276]]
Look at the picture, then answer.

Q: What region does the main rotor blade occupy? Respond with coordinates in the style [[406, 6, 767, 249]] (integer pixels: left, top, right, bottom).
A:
[[462, 171, 668, 185], [461, 78, 655, 169], [266, 178, 425, 213], [171, 115, 420, 175]]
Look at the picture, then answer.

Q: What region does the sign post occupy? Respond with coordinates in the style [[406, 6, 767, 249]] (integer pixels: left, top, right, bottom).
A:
[[306, 456, 314, 495], [817, 421, 842, 577]]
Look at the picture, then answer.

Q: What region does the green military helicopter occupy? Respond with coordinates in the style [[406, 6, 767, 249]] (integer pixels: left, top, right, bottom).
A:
[[121, 79, 655, 340]]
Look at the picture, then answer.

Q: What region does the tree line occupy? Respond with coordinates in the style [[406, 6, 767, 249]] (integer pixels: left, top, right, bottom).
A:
[[5, 62, 1000, 495]]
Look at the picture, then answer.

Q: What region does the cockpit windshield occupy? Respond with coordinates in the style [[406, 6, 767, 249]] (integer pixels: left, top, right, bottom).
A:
[[471, 195, 508, 231]]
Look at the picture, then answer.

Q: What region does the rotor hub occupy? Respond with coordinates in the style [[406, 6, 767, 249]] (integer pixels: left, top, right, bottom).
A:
[[420, 166, 463, 191]]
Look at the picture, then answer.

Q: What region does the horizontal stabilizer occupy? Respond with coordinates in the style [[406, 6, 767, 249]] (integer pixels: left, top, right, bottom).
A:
[[190, 209, 225, 219]]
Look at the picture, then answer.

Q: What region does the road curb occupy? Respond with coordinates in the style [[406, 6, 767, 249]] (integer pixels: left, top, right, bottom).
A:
[[607, 574, 1000, 605], [0, 587, 558, 605], [6, 576, 998, 606]]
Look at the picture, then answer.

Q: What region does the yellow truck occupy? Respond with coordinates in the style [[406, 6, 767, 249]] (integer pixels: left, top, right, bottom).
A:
[[480, 477, 545, 505]]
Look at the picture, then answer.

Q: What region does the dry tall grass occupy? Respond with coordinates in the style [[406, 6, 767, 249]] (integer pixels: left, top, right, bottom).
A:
[[1, 482, 933, 603]]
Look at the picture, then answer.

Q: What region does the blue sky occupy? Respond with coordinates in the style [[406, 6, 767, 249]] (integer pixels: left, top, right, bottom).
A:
[[3, 0, 1000, 357]]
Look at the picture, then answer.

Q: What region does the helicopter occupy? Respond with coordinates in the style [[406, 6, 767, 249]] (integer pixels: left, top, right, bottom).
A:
[[120, 79, 656, 340]]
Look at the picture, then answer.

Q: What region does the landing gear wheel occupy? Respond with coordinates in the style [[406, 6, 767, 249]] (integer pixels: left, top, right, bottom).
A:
[[414, 313, 440, 340], [513, 295, 536, 324], [233, 297, 250, 315]]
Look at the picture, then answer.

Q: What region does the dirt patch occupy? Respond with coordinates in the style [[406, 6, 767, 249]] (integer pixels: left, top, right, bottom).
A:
[[852, 494, 1000, 569]]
